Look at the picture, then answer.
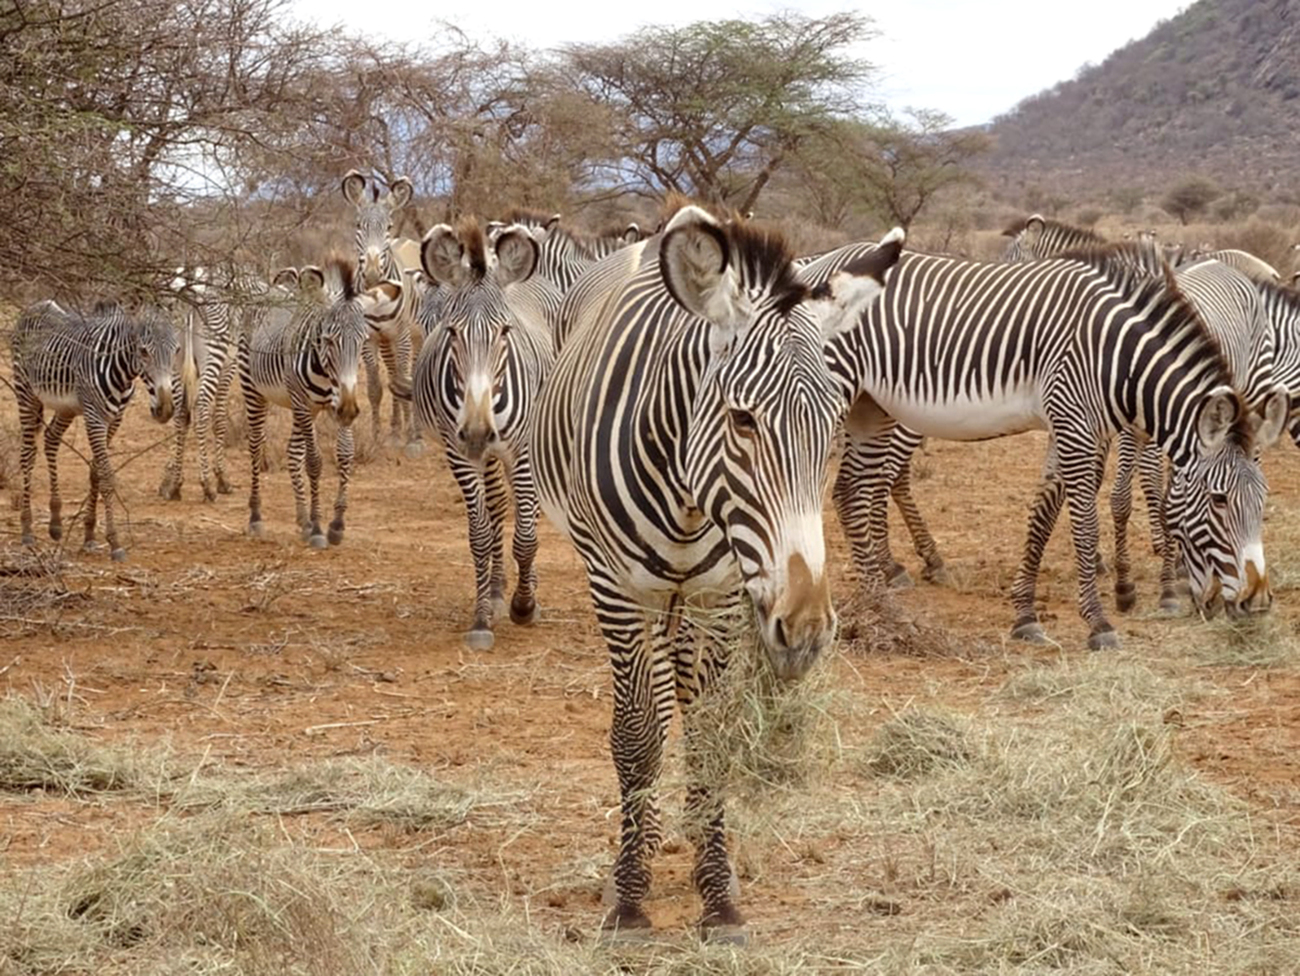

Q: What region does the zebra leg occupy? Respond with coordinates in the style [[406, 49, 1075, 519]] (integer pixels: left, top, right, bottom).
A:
[[891, 458, 949, 585], [447, 449, 497, 648], [395, 327, 422, 451], [507, 449, 541, 625], [1111, 430, 1139, 613], [362, 337, 383, 447], [245, 384, 268, 538], [1137, 439, 1169, 557], [1092, 448, 1109, 577], [85, 411, 126, 561], [328, 421, 354, 546], [194, 365, 219, 502], [833, 433, 894, 586], [1062, 444, 1117, 650], [212, 355, 236, 494], [597, 590, 674, 941], [378, 333, 405, 445], [484, 457, 510, 619], [674, 609, 746, 944], [1010, 440, 1066, 644], [42, 413, 72, 542], [17, 392, 41, 546], [159, 370, 187, 500], [295, 403, 326, 548], [1156, 477, 1183, 613]]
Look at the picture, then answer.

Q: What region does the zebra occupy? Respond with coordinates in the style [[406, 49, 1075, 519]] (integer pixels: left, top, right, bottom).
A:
[[158, 266, 242, 503], [410, 219, 556, 649], [1001, 214, 1104, 262], [489, 208, 644, 294], [802, 240, 1283, 649], [240, 256, 403, 547], [12, 300, 178, 561], [1189, 247, 1282, 284], [533, 205, 903, 944], [340, 170, 422, 449]]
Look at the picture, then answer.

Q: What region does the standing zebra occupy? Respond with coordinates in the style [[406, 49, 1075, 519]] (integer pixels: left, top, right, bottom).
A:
[[240, 257, 402, 547], [159, 266, 243, 503], [341, 170, 422, 449], [411, 219, 555, 649], [1001, 213, 1105, 262], [534, 206, 903, 943], [804, 240, 1282, 648], [12, 301, 178, 561]]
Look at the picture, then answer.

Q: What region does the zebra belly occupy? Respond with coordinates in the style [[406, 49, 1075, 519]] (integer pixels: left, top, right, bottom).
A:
[[35, 390, 83, 416], [874, 387, 1046, 441]]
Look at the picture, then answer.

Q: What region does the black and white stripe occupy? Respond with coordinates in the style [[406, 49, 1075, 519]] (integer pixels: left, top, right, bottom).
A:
[[534, 206, 902, 943], [12, 300, 178, 560]]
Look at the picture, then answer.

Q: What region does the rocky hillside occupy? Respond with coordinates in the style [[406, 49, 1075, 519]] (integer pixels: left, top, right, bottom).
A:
[[982, 0, 1300, 203]]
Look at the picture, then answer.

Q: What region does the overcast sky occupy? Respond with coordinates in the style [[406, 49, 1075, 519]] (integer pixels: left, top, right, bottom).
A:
[[295, 0, 1191, 127]]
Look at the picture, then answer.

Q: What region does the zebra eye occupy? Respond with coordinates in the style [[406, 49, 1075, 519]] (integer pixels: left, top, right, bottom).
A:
[[729, 408, 758, 435], [1210, 492, 1229, 510]]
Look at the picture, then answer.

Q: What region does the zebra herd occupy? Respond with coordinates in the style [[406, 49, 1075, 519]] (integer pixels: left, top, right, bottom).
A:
[[9, 184, 1300, 943]]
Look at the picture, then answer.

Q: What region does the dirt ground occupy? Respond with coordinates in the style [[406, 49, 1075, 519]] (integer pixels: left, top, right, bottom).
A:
[[2, 391, 1300, 948]]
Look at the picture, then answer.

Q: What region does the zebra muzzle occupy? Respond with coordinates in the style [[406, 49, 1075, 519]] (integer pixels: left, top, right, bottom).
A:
[[151, 388, 174, 424], [336, 389, 360, 425]]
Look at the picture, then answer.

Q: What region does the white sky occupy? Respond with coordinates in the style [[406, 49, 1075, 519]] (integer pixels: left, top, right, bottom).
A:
[[295, 0, 1190, 127]]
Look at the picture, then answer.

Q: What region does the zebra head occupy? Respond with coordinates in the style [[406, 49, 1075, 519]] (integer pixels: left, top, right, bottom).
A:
[[662, 208, 904, 680], [1165, 386, 1287, 617], [341, 170, 412, 289], [299, 256, 385, 426], [420, 218, 539, 463], [130, 307, 180, 424]]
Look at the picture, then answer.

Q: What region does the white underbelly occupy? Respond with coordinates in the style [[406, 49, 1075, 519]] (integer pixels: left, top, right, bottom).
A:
[[878, 387, 1045, 440], [40, 391, 83, 415]]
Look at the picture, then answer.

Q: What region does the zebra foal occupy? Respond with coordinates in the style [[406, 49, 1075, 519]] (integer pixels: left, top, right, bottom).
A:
[[534, 207, 903, 943], [240, 257, 402, 547], [12, 300, 178, 561]]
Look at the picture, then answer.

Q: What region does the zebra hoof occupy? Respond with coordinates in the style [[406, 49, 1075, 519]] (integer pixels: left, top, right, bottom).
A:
[[327, 524, 345, 546], [887, 565, 914, 589], [700, 904, 748, 946], [922, 563, 951, 586], [599, 905, 656, 945], [464, 629, 495, 651], [308, 533, 328, 549], [1095, 556, 1110, 577], [82, 540, 97, 553], [48, 523, 63, 542], [110, 548, 127, 563], [1115, 584, 1137, 613], [158, 479, 181, 500], [202, 486, 217, 503], [1088, 628, 1120, 651], [510, 595, 539, 626], [299, 524, 314, 542], [247, 521, 265, 539], [1159, 595, 1182, 615], [20, 533, 35, 548], [403, 441, 425, 460], [1010, 620, 1048, 644], [216, 476, 233, 495]]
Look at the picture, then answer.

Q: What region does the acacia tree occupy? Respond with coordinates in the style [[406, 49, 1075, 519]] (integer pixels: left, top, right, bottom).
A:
[[1160, 177, 1221, 225], [561, 12, 875, 212]]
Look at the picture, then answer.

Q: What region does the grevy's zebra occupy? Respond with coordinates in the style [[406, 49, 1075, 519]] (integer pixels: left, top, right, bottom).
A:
[[1001, 213, 1105, 262], [341, 170, 422, 450], [489, 208, 644, 295], [803, 240, 1281, 648], [13, 301, 178, 561], [534, 207, 903, 943], [159, 266, 243, 503], [240, 257, 402, 547], [410, 219, 556, 649]]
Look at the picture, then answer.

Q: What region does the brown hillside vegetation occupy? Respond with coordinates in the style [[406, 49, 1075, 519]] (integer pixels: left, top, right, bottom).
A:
[[985, 0, 1300, 200]]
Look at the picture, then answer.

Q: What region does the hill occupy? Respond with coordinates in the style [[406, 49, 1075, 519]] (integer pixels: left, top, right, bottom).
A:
[[982, 0, 1300, 204]]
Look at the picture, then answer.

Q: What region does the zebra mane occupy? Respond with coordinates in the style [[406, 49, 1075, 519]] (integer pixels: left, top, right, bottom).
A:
[[1002, 214, 1106, 244], [322, 252, 359, 301], [723, 220, 808, 316], [500, 206, 558, 228], [456, 216, 490, 280]]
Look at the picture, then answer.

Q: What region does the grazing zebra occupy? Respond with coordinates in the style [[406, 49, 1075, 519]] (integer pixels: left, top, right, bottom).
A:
[[1189, 248, 1281, 284], [804, 240, 1281, 648], [158, 266, 243, 503], [340, 170, 422, 449], [410, 219, 556, 649], [490, 208, 644, 294], [240, 257, 402, 547], [534, 206, 903, 943], [12, 301, 178, 561]]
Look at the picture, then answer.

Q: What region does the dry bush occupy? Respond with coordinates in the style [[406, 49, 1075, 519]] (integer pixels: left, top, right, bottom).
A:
[[1212, 219, 1295, 274]]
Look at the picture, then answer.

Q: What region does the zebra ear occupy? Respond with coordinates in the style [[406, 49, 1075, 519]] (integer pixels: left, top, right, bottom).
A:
[[536, 214, 562, 243], [298, 266, 326, 299], [807, 227, 904, 342], [1253, 388, 1289, 451], [493, 227, 538, 286], [388, 177, 413, 209], [660, 206, 744, 331], [272, 267, 299, 290], [341, 171, 367, 206], [421, 225, 466, 287], [1197, 385, 1242, 451], [622, 223, 641, 245]]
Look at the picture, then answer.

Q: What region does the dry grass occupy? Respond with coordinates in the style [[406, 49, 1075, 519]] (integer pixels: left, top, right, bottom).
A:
[[0, 696, 147, 797], [837, 582, 964, 658]]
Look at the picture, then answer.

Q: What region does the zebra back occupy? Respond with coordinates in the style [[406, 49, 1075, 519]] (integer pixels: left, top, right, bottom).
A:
[[1002, 214, 1106, 262]]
